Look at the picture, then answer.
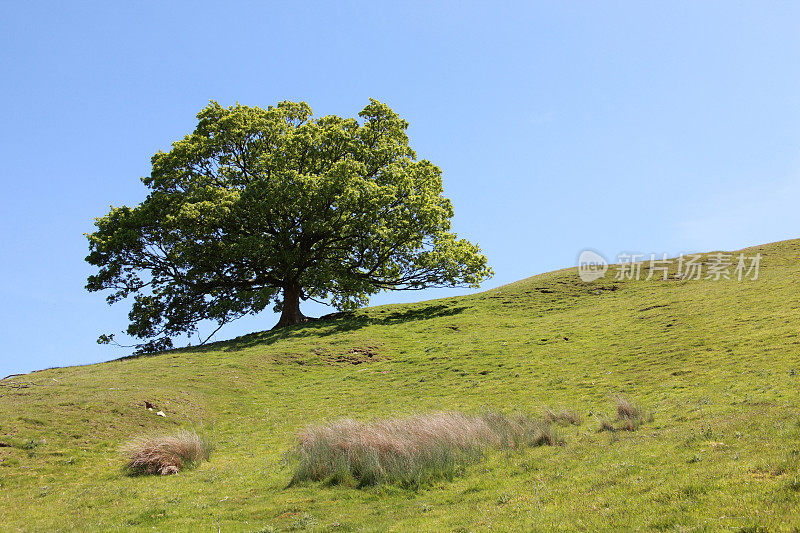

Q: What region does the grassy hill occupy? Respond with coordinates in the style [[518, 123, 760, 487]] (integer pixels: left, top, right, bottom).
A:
[[2, 239, 800, 531]]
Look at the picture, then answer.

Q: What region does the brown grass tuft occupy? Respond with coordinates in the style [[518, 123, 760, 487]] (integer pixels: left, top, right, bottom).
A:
[[544, 406, 583, 426], [595, 397, 654, 432], [122, 430, 213, 476], [615, 396, 639, 420], [288, 410, 561, 488], [614, 395, 653, 430], [597, 417, 616, 432]]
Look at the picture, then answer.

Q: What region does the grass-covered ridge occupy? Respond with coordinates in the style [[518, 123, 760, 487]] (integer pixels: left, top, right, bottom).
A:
[[2, 238, 800, 531]]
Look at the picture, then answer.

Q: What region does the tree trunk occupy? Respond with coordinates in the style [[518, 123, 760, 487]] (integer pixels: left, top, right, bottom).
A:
[[273, 282, 307, 329]]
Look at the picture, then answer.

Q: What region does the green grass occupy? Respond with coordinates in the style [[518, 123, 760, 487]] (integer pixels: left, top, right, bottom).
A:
[[2, 238, 800, 531]]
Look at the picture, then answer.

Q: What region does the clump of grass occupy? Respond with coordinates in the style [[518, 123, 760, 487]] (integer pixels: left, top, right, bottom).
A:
[[544, 406, 582, 426], [122, 430, 213, 476], [597, 396, 654, 432], [597, 417, 616, 432], [614, 395, 653, 431], [480, 411, 563, 447], [288, 411, 560, 488]]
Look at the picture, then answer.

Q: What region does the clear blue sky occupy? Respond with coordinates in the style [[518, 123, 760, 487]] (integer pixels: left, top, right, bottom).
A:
[[2, 1, 799, 378]]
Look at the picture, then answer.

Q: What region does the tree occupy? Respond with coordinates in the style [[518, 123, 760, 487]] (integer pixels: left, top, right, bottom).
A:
[[86, 99, 492, 352]]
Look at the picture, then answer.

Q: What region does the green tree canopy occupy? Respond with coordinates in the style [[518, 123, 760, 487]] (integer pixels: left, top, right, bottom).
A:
[[86, 99, 492, 352]]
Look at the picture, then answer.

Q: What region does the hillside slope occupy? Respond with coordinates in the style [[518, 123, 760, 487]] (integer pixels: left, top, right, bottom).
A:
[[2, 239, 800, 531]]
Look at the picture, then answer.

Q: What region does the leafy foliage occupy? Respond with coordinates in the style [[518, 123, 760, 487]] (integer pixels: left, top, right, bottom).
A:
[[86, 100, 492, 350]]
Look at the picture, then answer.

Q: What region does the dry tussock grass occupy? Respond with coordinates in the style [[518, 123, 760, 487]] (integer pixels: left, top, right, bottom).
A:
[[123, 430, 213, 476], [614, 395, 653, 431], [288, 410, 561, 487], [597, 396, 654, 432], [544, 406, 583, 426]]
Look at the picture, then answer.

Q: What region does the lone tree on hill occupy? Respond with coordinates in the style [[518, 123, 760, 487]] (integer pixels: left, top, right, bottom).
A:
[[86, 99, 492, 352]]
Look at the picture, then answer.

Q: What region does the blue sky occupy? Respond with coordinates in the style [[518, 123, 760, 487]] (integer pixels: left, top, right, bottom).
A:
[[1, 1, 798, 378]]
